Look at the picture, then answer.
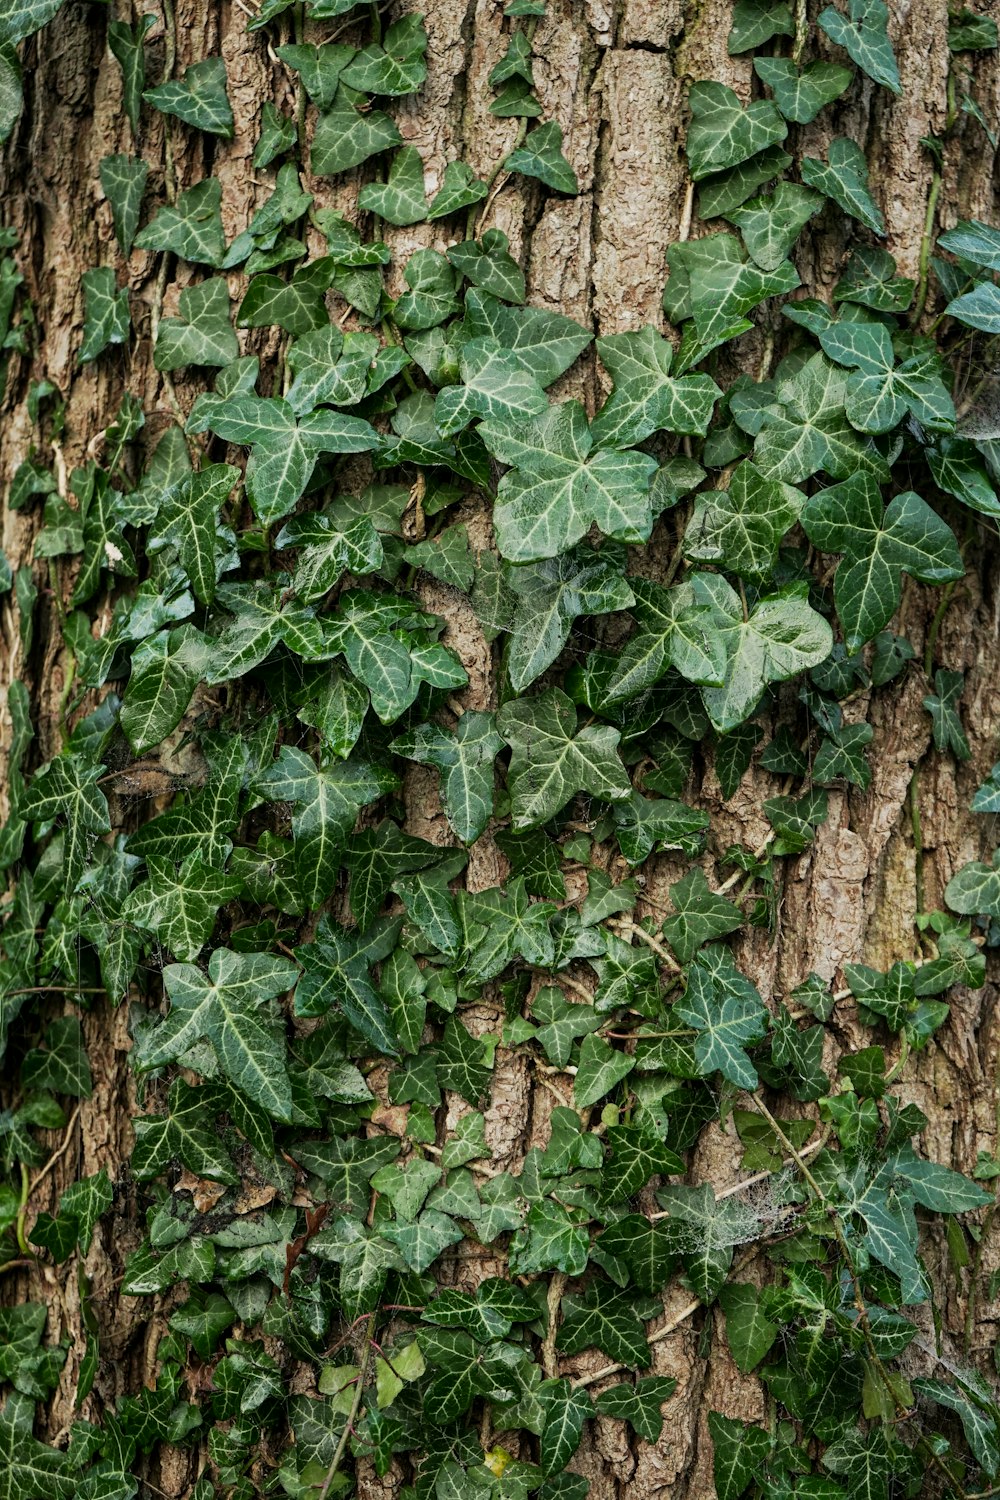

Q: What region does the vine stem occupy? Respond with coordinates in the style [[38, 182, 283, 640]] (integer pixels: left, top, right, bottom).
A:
[[318, 1313, 374, 1499], [911, 170, 942, 326]]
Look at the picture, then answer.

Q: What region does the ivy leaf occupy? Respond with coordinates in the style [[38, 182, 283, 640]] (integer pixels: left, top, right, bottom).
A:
[[126, 735, 245, 868], [205, 394, 379, 524], [254, 101, 297, 168], [106, 12, 154, 132], [912, 1380, 1000, 1477], [238, 260, 338, 336], [538, 1380, 591, 1478], [460, 876, 556, 982], [21, 1016, 91, 1097], [124, 854, 242, 961], [718, 1283, 778, 1372], [661, 869, 743, 963], [504, 120, 578, 193], [728, 0, 793, 53], [750, 351, 891, 484], [692, 573, 833, 732], [818, 0, 901, 93], [686, 80, 787, 180], [938, 219, 1000, 273], [945, 280, 1000, 335], [340, 13, 428, 96], [945, 850, 1000, 919], [448, 229, 525, 303], [594, 1378, 677, 1444], [393, 249, 462, 330], [391, 712, 503, 844], [149, 462, 238, 606], [134, 178, 226, 266], [928, 438, 1000, 518], [78, 267, 129, 365], [132, 1077, 239, 1184], [295, 918, 400, 1053], [801, 137, 886, 235], [464, 289, 592, 387], [753, 56, 854, 123], [21, 753, 111, 889], [813, 721, 874, 787], [605, 577, 728, 702], [822, 1428, 894, 1500], [119, 626, 204, 754], [509, 1201, 589, 1275], [312, 94, 402, 176], [256, 746, 396, 908], [99, 154, 149, 257], [684, 459, 802, 579], [602, 1124, 683, 1201], [358, 145, 428, 226], [143, 56, 234, 137], [726, 181, 823, 271], [800, 474, 963, 651], [155, 277, 239, 371], [498, 687, 631, 828], [428, 161, 489, 219], [0, 1392, 74, 1500], [972, 763, 1000, 813], [923, 669, 971, 760], [500, 548, 634, 691], [434, 337, 549, 436], [675, 956, 767, 1088], [818, 320, 955, 433], [707, 1412, 772, 1500], [559, 1285, 652, 1368], [835, 246, 914, 313], [481, 401, 658, 562], [591, 327, 721, 447], [573, 1033, 634, 1108], [143, 949, 298, 1120]]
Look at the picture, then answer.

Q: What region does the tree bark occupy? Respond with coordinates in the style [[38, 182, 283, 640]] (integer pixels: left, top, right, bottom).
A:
[[3, 2, 1000, 1498]]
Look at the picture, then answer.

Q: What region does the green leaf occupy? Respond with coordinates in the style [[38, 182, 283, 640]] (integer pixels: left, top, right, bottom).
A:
[[718, 1283, 778, 1372], [144, 56, 234, 137], [686, 80, 787, 180], [693, 573, 833, 732], [928, 437, 1000, 518], [945, 280, 1000, 334], [21, 752, 111, 888], [124, 853, 241, 961], [818, 319, 955, 433], [559, 1285, 652, 1367], [912, 1379, 1000, 1476], [481, 400, 658, 562], [107, 13, 154, 132], [675, 956, 767, 1088], [591, 327, 721, 447], [0, 46, 21, 145], [142, 948, 299, 1120], [119, 627, 203, 755], [148, 461, 239, 606], [358, 145, 428, 226], [428, 160, 489, 219], [750, 351, 892, 484], [134, 178, 226, 266], [504, 121, 578, 193], [393, 249, 461, 330], [594, 1378, 677, 1443], [155, 277, 239, 371], [946, 850, 1000, 918], [661, 869, 743, 963], [99, 154, 149, 256], [813, 721, 874, 787], [312, 93, 402, 176], [435, 337, 549, 436], [447, 229, 525, 303], [460, 876, 556, 981], [500, 547, 634, 691], [753, 56, 854, 123], [132, 1077, 239, 1184], [800, 474, 963, 651], [835, 246, 914, 312], [295, 918, 399, 1053], [538, 1380, 591, 1477], [707, 1412, 771, 1500], [573, 1033, 634, 1108], [602, 1124, 683, 1201], [923, 669, 971, 760], [801, 137, 886, 235], [728, 0, 793, 52], [391, 712, 503, 844], [818, 0, 901, 93], [78, 267, 129, 364], [256, 745, 396, 908], [509, 1201, 589, 1275], [938, 218, 1000, 272], [684, 459, 802, 579], [464, 289, 592, 386], [21, 1016, 91, 1097], [0, 1392, 74, 1500], [204, 394, 379, 524], [254, 101, 297, 168], [605, 577, 728, 702], [340, 13, 428, 96], [498, 687, 631, 828], [726, 180, 823, 271]]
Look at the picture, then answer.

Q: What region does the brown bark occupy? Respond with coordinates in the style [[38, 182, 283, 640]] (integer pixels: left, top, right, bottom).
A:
[[3, 2, 1000, 1497]]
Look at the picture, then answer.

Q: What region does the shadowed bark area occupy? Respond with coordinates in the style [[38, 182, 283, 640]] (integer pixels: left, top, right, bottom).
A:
[[1, 1, 1000, 1497]]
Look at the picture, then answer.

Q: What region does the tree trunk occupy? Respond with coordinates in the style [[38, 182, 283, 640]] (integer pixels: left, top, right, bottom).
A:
[[3, 1, 1000, 1498]]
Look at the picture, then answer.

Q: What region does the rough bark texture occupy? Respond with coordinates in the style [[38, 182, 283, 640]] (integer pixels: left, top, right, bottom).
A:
[[3, 1, 1000, 1497]]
